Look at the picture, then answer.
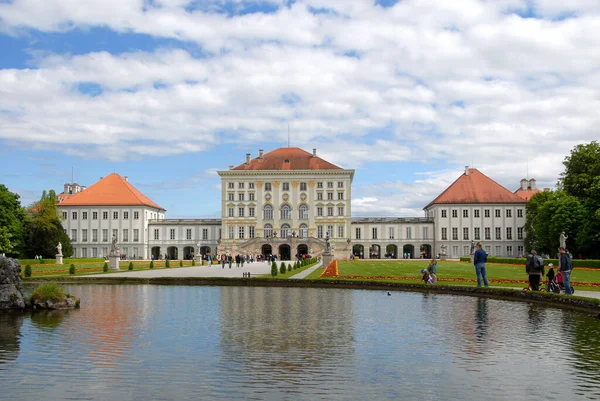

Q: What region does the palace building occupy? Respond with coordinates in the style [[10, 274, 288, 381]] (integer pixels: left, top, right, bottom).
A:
[[57, 147, 528, 260]]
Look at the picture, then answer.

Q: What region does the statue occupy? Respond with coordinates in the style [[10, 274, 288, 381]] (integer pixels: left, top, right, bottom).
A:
[[440, 244, 447, 255], [325, 235, 331, 253], [560, 232, 568, 249], [110, 235, 119, 254], [470, 241, 475, 255], [196, 241, 201, 255], [56, 242, 62, 256]]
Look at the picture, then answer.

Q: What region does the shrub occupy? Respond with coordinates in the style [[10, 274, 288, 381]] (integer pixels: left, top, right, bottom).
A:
[[271, 261, 278, 277], [150, 261, 154, 269], [103, 262, 108, 272], [288, 263, 292, 272], [165, 259, 170, 268], [128, 262, 133, 271], [31, 283, 65, 303], [280, 261, 286, 274], [179, 260, 183, 267], [69, 263, 75, 275], [24, 264, 32, 278], [192, 259, 196, 266]]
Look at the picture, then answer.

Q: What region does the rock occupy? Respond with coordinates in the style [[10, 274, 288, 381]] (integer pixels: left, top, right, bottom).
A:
[[31, 295, 80, 310], [0, 257, 25, 310]]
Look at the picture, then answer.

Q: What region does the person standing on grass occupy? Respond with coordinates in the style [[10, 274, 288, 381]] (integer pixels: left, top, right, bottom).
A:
[[559, 247, 573, 295], [473, 242, 489, 287]]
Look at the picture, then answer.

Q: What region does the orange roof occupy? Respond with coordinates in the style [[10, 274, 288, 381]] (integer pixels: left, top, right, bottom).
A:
[[514, 187, 541, 201], [57, 193, 74, 203], [425, 168, 526, 208], [58, 173, 164, 210], [231, 148, 342, 171]]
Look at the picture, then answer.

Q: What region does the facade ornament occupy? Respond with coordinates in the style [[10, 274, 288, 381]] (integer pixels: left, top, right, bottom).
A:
[[291, 182, 299, 188], [272, 181, 280, 188]]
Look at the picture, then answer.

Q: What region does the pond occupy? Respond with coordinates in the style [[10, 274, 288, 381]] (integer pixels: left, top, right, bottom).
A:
[[1, 285, 600, 400]]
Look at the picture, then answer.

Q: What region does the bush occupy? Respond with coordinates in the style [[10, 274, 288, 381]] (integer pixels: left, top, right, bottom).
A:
[[192, 259, 196, 266], [288, 263, 292, 272], [150, 261, 154, 269], [165, 259, 170, 268], [69, 263, 75, 275], [103, 262, 108, 272], [128, 262, 133, 271], [271, 261, 278, 277], [31, 283, 66, 303], [280, 261, 286, 274], [24, 264, 32, 278], [179, 260, 183, 267]]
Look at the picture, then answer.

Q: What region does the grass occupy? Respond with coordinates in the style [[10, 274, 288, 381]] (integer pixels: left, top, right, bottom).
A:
[[23, 260, 196, 278], [262, 261, 319, 279], [30, 283, 66, 302]]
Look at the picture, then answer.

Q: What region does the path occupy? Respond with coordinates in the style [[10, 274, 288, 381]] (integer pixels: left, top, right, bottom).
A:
[[289, 261, 323, 279]]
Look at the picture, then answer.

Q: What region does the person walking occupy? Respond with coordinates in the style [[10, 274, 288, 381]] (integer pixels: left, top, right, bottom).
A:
[[559, 247, 573, 295], [525, 250, 544, 291], [473, 242, 489, 287]]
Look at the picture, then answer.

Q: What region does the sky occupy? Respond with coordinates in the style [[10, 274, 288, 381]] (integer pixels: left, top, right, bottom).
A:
[[1, 0, 599, 218]]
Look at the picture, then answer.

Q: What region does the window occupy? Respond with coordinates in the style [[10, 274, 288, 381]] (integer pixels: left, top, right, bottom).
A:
[[474, 210, 480, 218], [228, 193, 234, 201], [123, 212, 128, 219], [186, 228, 192, 240], [249, 193, 255, 201], [133, 229, 139, 242], [81, 248, 87, 258], [299, 224, 307, 238], [72, 212, 78, 220], [506, 209, 512, 218], [82, 212, 88, 220], [249, 183, 255, 189], [134, 211, 139, 220], [82, 229, 87, 242], [93, 211, 98, 220], [474, 227, 480, 240], [423, 227, 429, 239], [249, 226, 255, 239], [299, 204, 309, 219], [282, 182, 289, 191], [202, 228, 208, 240], [249, 207, 255, 217], [441, 228, 447, 240], [103, 229, 109, 242], [228, 207, 234, 217], [452, 209, 458, 218], [239, 226, 245, 239], [507, 245, 513, 256], [123, 229, 129, 242], [338, 181, 344, 188], [506, 227, 512, 240], [463, 210, 468, 218], [327, 225, 334, 238], [265, 183, 272, 191], [441, 210, 447, 218], [228, 182, 234, 189], [463, 246, 470, 256], [484, 209, 490, 218], [317, 193, 323, 200], [327, 207, 333, 216], [338, 192, 344, 200], [62, 211, 67, 219], [372, 228, 378, 240], [452, 228, 458, 240], [112, 229, 118, 241], [485, 227, 491, 240], [228, 226, 234, 239], [263, 205, 273, 219], [280, 224, 290, 238], [103, 211, 108, 220], [238, 193, 244, 201], [356, 228, 361, 240], [113, 211, 118, 219], [281, 205, 291, 220], [389, 227, 395, 239], [518, 245, 524, 255], [495, 245, 502, 256], [317, 207, 323, 217], [92, 248, 97, 257], [300, 182, 307, 191], [518, 227, 524, 240], [495, 209, 501, 218], [92, 229, 98, 242], [406, 227, 412, 239], [463, 228, 469, 240], [170, 229, 175, 240], [495, 227, 501, 240], [338, 225, 344, 238], [238, 182, 244, 189], [327, 192, 334, 200], [452, 246, 459, 258], [327, 182, 333, 188], [264, 224, 273, 238], [317, 225, 323, 238], [238, 207, 245, 217], [517, 209, 523, 218], [317, 182, 323, 188], [154, 228, 159, 240]]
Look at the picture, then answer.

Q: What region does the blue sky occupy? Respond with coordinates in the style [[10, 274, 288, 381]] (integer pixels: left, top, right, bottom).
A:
[[1, 0, 599, 217]]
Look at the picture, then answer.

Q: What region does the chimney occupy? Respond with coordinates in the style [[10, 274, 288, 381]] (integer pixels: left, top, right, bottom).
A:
[[246, 153, 251, 164], [228, 165, 234, 170], [64, 183, 70, 194], [124, 176, 128, 182], [259, 149, 264, 158], [520, 179, 527, 191], [73, 184, 79, 193], [529, 178, 537, 191], [313, 148, 317, 157], [100, 177, 103, 180], [81, 186, 87, 191], [464, 166, 469, 175]]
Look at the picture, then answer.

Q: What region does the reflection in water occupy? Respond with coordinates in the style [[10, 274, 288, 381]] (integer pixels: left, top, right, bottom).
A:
[[1, 285, 600, 400]]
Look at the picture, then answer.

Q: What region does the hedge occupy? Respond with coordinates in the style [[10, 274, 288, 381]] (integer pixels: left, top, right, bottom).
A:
[[459, 256, 600, 268], [18, 257, 105, 265]]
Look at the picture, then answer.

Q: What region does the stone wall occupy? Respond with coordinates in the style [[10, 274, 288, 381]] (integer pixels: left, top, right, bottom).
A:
[[0, 257, 25, 309]]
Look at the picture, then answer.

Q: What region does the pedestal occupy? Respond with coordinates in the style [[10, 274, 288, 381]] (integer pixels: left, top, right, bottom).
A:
[[195, 254, 203, 265], [108, 254, 120, 270], [322, 252, 334, 269], [470, 255, 474, 263], [55, 254, 63, 265], [440, 254, 447, 261]]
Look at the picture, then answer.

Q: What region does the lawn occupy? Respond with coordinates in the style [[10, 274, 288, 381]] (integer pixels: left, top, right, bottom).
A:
[[22, 260, 197, 277]]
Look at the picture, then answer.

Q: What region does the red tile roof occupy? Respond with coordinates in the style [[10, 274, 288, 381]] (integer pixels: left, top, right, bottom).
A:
[[425, 168, 526, 208], [58, 173, 165, 210], [514, 187, 541, 201], [231, 148, 342, 171]]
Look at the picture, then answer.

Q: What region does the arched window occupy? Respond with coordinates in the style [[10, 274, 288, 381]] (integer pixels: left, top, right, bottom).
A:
[[299, 224, 308, 238], [281, 205, 291, 220], [264, 224, 273, 238], [264, 204, 273, 220], [280, 224, 291, 238], [299, 204, 309, 220]]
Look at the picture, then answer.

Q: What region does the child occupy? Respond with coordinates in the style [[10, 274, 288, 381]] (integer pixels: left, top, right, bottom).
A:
[[421, 268, 433, 284], [546, 263, 555, 292]]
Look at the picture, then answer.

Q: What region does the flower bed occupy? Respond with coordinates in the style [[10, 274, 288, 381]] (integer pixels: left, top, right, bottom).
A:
[[320, 260, 338, 278]]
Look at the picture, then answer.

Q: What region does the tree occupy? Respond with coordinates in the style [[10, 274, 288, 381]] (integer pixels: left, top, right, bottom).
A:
[[271, 261, 278, 277], [24, 192, 72, 258], [0, 185, 27, 256]]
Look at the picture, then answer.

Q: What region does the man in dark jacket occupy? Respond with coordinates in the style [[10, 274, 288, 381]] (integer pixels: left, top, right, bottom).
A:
[[473, 242, 488, 287], [559, 247, 573, 295], [525, 250, 544, 290]]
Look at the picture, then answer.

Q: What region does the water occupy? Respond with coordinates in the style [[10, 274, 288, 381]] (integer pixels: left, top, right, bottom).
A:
[[1, 285, 600, 400]]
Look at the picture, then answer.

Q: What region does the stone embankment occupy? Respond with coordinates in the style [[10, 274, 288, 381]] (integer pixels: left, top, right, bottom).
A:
[[0, 257, 25, 309]]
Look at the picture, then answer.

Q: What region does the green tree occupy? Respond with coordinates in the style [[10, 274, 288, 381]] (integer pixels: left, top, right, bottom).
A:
[[279, 261, 286, 274], [24, 192, 72, 258], [271, 261, 278, 277], [0, 185, 27, 256], [0, 226, 14, 254]]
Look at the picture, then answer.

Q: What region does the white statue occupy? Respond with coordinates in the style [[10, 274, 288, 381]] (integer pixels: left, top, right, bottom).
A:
[[196, 241, 201, 255], [560, 232, 568, 249], [56, 242, 62, 256], [110, 235, 119, 254]]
